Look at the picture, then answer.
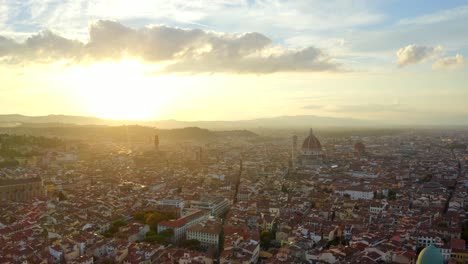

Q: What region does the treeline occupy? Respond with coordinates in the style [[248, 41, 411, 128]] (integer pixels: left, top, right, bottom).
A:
[[0, 134, 65, 167], [0, 159, 19, 168], [0, 125, 258, 143], [133, 210, 177, 229], [134, 210, 177, 245], [0, 126, 155, 142], [0, 134, 64, 148], [103, 220, 127, 237]]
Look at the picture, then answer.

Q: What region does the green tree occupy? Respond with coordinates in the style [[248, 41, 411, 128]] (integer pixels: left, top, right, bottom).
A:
[[133, 211, 177, 231], [103, 219, 127, 237], [281, 185, 288, 193], [57, 191, 67, 201], [181, 239, 201, 250], [0, 159, 19, 168], [422, 174, 432, 182], [388, 189, 397, 201], [438, 221, 448, 228], [260, 230, 274, 249], [461, 222, 468, 241], [146, 228, 174, 245], [134, 212, 145, 221]]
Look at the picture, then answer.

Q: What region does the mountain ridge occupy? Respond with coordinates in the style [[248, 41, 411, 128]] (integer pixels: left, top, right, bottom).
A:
[[0, 114, 377, 129]]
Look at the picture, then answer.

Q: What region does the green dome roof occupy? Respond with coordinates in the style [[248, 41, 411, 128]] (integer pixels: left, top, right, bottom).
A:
[[416, 244, 444, 264]]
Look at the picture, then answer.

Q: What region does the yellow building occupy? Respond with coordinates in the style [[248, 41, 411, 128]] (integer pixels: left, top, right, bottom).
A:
[[451, 249, 468, 264]]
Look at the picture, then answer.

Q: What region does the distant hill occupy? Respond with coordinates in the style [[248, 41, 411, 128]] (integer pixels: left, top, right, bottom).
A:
[[151, 115, 377, 129], [0, 114, 377, 129], [0, 114, 118, 126]]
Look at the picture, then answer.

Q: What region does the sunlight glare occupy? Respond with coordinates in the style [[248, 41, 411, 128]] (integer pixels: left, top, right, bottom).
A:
[[72, 59, 176, 120]]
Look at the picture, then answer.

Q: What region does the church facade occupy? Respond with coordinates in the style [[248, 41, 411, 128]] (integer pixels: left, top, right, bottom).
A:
[[0, 178, 45, 202]]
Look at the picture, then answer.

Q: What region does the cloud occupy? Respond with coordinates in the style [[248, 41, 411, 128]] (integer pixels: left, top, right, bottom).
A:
[[0, 20, 339, 73], [398, 5, 468, 26], [0, 0, 384, 38], [432, 54, 465, 70], [396, 44, 441, 67], [161, 46, 338, 74], [25, 30, 84, 61], [0, 36, 19, 56], [0, 30, 83, 63], [0, 3, 8, 27]]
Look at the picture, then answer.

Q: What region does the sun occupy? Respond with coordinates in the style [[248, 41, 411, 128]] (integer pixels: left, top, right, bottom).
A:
[[71, 59, 175, 120]]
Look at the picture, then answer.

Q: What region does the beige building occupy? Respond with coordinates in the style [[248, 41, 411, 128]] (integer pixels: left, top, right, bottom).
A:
[[186, 218, 222, 253]]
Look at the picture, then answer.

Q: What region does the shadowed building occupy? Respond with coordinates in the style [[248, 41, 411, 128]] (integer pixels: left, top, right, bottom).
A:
[[191, 196, 230, 217], [154, 135, 159, 151], [187, 217, 223, 253], [292, 135, 298, 168], [0, 178, 46, 202]]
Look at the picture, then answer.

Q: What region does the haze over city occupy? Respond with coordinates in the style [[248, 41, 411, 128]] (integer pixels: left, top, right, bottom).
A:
[[0, 0, 467, 125], [1, 1, 468, 264]]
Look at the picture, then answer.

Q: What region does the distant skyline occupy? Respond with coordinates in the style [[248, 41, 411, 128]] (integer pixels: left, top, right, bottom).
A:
[[0, 0, 467, 124]]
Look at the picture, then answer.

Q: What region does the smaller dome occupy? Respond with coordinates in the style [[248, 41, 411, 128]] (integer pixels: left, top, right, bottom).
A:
[[416, 244, 443, 264], [354, 141, 365, 152], [302, 129, 322, 151]]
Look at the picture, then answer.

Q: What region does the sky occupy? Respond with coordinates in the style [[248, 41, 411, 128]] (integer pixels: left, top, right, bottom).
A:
[[0, 0, 467, 125]]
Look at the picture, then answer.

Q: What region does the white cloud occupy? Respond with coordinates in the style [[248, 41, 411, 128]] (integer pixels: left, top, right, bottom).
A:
[[398, 5, 468, 26], [0, 20, 340, 73], [432, 54, 465, 70], [346, 5, 468, 68], [396, 44, 441, 67], [0, 0, 384, 42], [2, 0, 467, 73], [198, 0, 383, 34], [0, 2, 8, 26]]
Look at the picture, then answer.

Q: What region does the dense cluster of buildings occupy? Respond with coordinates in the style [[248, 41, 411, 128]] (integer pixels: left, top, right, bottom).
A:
[[0, 128, 467, 263]]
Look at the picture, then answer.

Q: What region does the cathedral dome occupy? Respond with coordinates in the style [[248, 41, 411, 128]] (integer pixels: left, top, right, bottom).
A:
[[302, 129, 322, 151], [416, 244, 443, 264]]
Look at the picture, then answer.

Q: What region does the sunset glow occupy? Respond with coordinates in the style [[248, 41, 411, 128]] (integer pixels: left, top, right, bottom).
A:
[[0, 1, 467, 125]]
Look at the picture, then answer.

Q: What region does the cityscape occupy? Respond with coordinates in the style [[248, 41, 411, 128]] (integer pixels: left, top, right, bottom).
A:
[[1, 1, 468, 263], [0, 124, 466, 263]]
